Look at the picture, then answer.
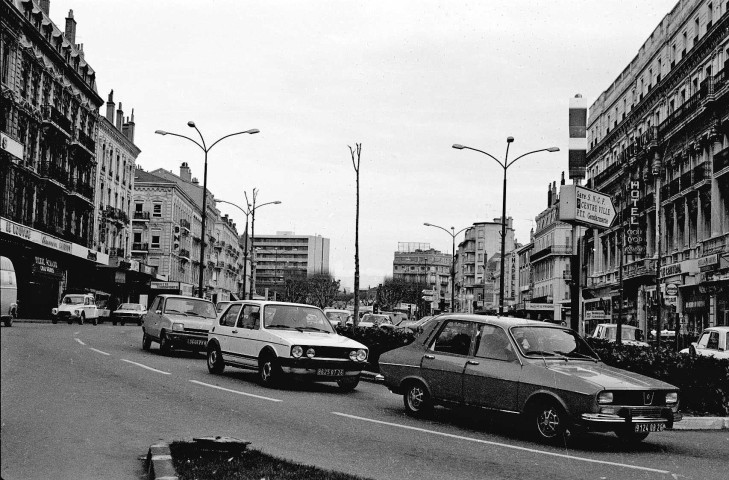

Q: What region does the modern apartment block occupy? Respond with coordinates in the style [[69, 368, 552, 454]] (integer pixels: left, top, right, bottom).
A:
[[583, 0, 728, 338], [456, 218, 515, 312], [1, 2, 109, 317], [251, 231, 329, 295], [393, 242, 452, 311]]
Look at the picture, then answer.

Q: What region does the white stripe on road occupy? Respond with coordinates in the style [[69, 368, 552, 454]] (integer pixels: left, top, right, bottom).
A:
[[331, 412, 671, 475], [74, 338, 86, 345], [189, 380, 282, 402], [120, 359, 171, 375], [89, 348, 110, 356]]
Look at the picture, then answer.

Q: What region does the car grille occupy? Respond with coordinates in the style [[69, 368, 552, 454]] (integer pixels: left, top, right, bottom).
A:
[[183, 327, 209, 335], [622, 407, 665, 418], [309, 346, 356, 359], [57, 311, 71, 318], [612, 391, 668, 407]]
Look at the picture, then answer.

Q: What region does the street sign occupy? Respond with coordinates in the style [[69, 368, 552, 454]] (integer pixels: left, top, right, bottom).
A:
[[665, 283, 678, 296], [422, 295, 434, 302], [422, 289, 436, 295], [559, 185, 616, 229]]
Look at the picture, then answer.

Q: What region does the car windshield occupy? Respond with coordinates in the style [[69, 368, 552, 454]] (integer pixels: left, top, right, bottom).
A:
[[62, 295, 85, 305], [119, 303, 140, 310], [264, 305, 334, 333], [605, 326, 641, 341], [326, 311, 349, 323], [164, 298, 216, 318], [511, 326, 599, 360]]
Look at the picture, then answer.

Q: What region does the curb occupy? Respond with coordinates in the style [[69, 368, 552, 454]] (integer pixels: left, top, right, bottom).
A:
[[146, 442, 178, 480]]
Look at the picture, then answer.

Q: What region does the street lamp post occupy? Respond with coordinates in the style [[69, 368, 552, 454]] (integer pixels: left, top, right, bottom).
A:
[[423, 222, 468, 312], [245, 189, 282, 300], [453, 138, 559, 315], [155, 123, 259, 298]]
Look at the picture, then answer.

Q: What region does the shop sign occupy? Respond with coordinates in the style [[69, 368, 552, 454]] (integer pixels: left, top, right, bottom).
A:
[[664, 295, 678, 307], [660, 263, 682, 278], [115, 272, 126, 283], [665, 283, 678, 296], [0, 132, 24, 161], [685, 300, 706, 310], [32, 256, 62, 278], [180, 284, 194, 296], [151, 281, 180, 290], [526, 302, 553, 311], [698, 254, 719, 270]]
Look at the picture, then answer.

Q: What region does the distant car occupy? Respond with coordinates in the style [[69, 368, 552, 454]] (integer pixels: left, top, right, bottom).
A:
[[111, 303, 147, 326], [356, 313, 394, 328], [398, 315, 439, 334], [590, 323, 649, 347], [216, 301, 232, 315], [142, 295, 217, 354], [206, 301, 368, 391], [381, 311, 408, 325], [379, 314, 681, 444], [679, 326, 729, 359], [51, 293, 101, 325], [323, 308, 352, 327]]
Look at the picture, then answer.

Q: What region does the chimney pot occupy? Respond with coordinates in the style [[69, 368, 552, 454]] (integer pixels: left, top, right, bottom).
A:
[[180, 163, 192, 182], [65, 10, 77, 45]]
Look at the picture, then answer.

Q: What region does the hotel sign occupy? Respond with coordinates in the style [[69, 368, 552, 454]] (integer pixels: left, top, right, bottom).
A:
[[625, 180, 646, 255]]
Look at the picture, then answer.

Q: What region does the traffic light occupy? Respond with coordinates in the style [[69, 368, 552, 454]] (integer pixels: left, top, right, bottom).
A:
[[373, 303, 379, 314]]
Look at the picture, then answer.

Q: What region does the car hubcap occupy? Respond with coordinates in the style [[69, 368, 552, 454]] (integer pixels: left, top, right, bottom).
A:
[[262, 362, 272, 381], [538, 407, 560, 438], [408, 387, 424, 410], [209, 350, 218, 366]]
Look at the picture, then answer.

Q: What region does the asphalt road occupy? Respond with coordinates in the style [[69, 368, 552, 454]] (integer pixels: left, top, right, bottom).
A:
[[2, 323, 728, 480]]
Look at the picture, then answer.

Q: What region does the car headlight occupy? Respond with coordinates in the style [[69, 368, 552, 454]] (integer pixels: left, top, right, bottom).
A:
[[357, 349, 367, 362], [306, 347, 316, 359], [52, 308, 58, 315], [291, 346, 303, 358], [597, 391, 614, 404], [666, 392, 678, 404], [74, 309, 81, 316], [172, 322, 184, 332]]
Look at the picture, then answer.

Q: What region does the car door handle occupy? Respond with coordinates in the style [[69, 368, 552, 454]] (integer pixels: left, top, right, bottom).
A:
[[423, 354, 435, 360], [232, 329, 238, 334], [466, 360, 479, 365]]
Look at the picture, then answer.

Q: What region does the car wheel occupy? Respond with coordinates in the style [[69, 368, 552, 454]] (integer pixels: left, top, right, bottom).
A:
[[159, 331, 172, 355], [3, 318, 12, 327], [112, 320, 117, 326], [403, 381, 433, 417], [52, 317, 58, 324], [337, 376, 359, 392], [92, 317, 98, 326], [137, 318, 143, 326], [258, 354, 281, 387], [67, 318, 72, 325], [531, 400, 567, 443], [615, 428, 650, 444], [79, 313, 85, 325], [120, 321, 125, 326], [142, 332, 152, 351], [207, 344, 225, 374]]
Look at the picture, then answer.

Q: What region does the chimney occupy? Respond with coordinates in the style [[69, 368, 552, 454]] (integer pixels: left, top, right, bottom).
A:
[[65, 10, 76, 45], [560, 171, 565, 186], [122, 117, 130, 139], [39, 0, 50, 15], [191, 177, 199, 185], [547, 183, 553, 206], [105, 90, 115, 123], [127, 109, 135, 143], [116, 102, 123, 130], [180, 162, 192, 182]]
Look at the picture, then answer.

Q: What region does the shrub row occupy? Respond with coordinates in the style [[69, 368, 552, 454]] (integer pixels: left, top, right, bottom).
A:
[[336, 326, 729, 416]]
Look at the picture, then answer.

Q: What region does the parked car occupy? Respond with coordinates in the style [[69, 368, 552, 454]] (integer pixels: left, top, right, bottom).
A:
[[381, 311, 409, 325], [0, 256, 18, 327], [323, 308, 352, 327], [352, 313, 393, 328], [216, 301, 232, 315], [111, 303, 147, 326], [51, 293, 102, 325], [398, 315, 440, 334], [142, 295, 217, 354], [206, 301, 368, 391], [379, 314, 681, 444], [679, 326, 729, 359], [590, 323, 649, 347]]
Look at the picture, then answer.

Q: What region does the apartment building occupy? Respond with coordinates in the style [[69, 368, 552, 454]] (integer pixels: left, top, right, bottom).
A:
[[583, 0, 728, 339], [393, 242, 452, 311]]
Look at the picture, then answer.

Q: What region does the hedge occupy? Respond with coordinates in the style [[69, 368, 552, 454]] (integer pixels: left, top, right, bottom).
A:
[[336, 326, 729, 416]]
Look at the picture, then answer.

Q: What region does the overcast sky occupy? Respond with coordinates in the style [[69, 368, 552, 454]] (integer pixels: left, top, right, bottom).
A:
[[51, 0, 677, 290]]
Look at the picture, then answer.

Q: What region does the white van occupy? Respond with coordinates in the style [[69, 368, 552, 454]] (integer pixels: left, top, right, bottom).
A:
[[0, 256, 18, 327]]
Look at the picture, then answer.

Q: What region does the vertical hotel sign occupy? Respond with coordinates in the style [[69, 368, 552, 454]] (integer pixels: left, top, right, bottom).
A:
[[568, 94, 587, 180], [625, 180, 646, 255]]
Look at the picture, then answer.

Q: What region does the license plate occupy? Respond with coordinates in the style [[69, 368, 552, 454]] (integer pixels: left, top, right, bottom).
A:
[[634, 423, 665, 433], [187, 339, 207, 346], [317, 368, 344, 376]]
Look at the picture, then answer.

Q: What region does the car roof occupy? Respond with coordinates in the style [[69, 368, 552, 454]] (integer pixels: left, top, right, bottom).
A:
[[598, 323, 638, 328], [226, 300, 322, 309], [703, 326, 729, 332], [324, 308, 350, 313], [159, 295, 213, 302], [429, 313, 554, 328]]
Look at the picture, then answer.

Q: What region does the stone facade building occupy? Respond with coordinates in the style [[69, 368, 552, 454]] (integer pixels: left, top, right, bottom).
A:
[[392, 242, 452, 312]]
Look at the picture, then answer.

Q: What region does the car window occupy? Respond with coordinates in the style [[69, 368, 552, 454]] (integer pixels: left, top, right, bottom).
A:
[[511, 326, 599, 359], [219, 304, 242, 327], [263, 305, 333, 333], [706, 332, 719, 350], [238, 305, 260, 329], [697, 331, 711, 348], [431, 320, 477, 356], [475, 325, 515, 361]]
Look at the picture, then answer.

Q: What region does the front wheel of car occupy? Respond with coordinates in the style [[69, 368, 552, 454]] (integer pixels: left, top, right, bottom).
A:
[[615, 428, 650, 444], [112, 320, 117, 326], [159, 331, 172, 355], [142, 332, 152, 351], [258, 354, 281, 387], [404, 381, 433, 417], [79, 313, 85, 325], [92, 317, 98, 326], [120, 321, 125, 326], [337, 376, 359, 392], [137, 318, 143, 326], [3, 318, 12, 327], [531, 401, 568, 443], [52, 317, 58, 324], [207, 344, 225, 374]]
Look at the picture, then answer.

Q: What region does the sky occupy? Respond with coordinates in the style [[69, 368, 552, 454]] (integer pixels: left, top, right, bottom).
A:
[[48, 0, 678, 290]]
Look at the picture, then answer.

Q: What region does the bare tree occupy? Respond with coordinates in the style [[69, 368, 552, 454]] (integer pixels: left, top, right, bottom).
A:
[[349, 143, 362, 326]]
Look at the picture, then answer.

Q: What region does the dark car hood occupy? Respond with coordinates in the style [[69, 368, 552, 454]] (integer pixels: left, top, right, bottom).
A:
[[546, 361, 677, 391]]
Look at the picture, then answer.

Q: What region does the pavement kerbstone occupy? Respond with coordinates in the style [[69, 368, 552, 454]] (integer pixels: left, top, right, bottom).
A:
[[147, 442, 178, 480]]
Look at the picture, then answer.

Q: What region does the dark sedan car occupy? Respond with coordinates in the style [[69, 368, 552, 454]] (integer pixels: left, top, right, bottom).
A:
[[111, 303, 147, 326], [379, 314, 681, 444]]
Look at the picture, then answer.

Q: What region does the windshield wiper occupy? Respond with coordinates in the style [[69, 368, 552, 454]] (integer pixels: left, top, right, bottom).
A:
[[556, 351, 598, 361], [296, 326, 330, 333], [267, 324, 296, 329], [526, 350, 560, 357]]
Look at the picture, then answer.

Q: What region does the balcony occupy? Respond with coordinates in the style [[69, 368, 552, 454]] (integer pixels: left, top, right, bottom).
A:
[[109, 248, 125, 258], [71, 182, 93, 201], [702, 234, 727, 255], [658, 93, 700, 137], [41, 104, 72, 138], [180, 218, 191, 231], [103, 206, 129, 225], [714, 147, 729, 175], [692, 163, 711, 187], [69, 129, 95, 158], [216, 261, 225, 269], [131, 242, 149, 252], [133, 211, 151, 222], [179, 249, 190, 261]]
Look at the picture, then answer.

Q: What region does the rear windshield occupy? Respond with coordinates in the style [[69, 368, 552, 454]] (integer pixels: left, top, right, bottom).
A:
[[119, 303, 141, 311]]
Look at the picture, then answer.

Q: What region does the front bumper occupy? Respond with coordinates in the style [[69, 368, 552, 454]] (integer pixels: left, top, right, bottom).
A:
[[278, 357, 366, 379], [166, 331, 208, 349], [581, 407, 682, 429]]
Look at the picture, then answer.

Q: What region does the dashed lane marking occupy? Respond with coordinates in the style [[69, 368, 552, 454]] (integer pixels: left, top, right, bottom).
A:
[[120, 359, 171, 375], [331, 412, 671, 475], [189, 380, 282, 402], [89, 348, 110, 356], [74, 338, 86, 345]]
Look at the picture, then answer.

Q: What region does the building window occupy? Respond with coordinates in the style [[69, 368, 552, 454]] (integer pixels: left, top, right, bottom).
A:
[[153, 203, 162, 217], [151, 233, 161, 249]]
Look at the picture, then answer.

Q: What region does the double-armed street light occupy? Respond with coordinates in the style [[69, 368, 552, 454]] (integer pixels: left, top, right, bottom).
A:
[[452, 138, 559, 315], [423, 222, 468, 312], [216, 192, 281, 300], [245, 189, 281, 300], [155, 123, 259, 299]]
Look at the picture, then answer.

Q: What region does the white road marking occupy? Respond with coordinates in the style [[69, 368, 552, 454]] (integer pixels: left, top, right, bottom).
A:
[[332, 412, 671, 475], [189, 380, 282, 402], [89, 348, 110, 356], [121, 359, 171, 375], [74, 338, 86, 345]]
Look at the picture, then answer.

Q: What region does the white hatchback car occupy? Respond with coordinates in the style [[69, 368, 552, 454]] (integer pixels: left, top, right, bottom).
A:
[[679, 326, 729, 359], [207, 301, 368, 391]]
